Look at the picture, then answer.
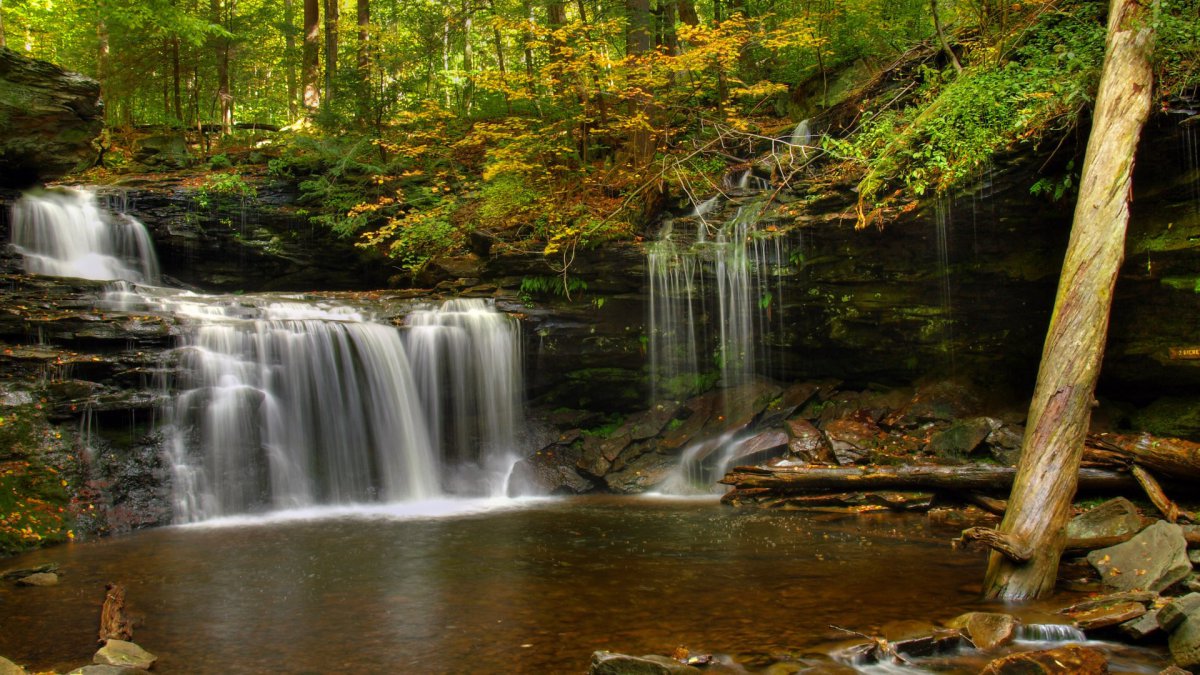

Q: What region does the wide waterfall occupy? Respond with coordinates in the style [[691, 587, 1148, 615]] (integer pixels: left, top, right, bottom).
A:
[[9, 187, 160, 283], [162, 296, 525, 522]]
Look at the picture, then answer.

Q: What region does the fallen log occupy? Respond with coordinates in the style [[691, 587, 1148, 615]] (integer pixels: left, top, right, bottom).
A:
[[720, 464, 1137, 493], [722, 489, 934, 511], [1086, 433, 1200, 480]]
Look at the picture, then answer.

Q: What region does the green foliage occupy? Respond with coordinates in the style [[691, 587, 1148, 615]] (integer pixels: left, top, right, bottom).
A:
[[195, 171, 258, 209], [839, 1, 1107, 225], [208, 154, 233, 170], [0, 403, 75, 555], [519, 275, 588, 301]]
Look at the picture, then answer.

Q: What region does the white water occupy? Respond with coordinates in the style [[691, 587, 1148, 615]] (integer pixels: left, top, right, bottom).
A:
[[9, 187, 160, 283], [157, 295, 525, 522], [9, 190, 527, 522]]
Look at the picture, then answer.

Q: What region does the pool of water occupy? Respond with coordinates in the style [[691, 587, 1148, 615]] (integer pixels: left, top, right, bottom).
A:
[[0, 497, 1127, 673]]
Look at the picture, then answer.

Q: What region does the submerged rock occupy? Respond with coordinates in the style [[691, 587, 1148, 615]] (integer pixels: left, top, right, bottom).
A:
[[1087, 520, 1192, 593], [15, 572, 58, 587], [93, 640, 156, 670], [69, 666, 145, 675], [979, 645, 1108, 674], [946, 611, 1017, 650], [0, 656, 27, 675], [588, 650, 701, 675]]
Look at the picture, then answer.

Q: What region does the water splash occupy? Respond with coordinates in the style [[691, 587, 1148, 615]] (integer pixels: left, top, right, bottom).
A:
[[9, 187, 160, 283]]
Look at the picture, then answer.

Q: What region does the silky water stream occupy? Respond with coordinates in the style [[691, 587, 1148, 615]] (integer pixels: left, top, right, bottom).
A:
[[2, 188, 1171, 673]]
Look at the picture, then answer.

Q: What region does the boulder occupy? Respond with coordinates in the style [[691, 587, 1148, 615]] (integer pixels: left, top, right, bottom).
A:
[[588, 650, 700, 675], [984, 423, 1024, 465], [603, 450, 678, 493], [946, 611, 1017, 650], [1087, 520, 1192, 592], [1120, 609, 1161, 640], [785, 418, 836, 463], [0, 656, 27, 675], [1070, 601, 1147, 631], [0, 48, 102, 187], [927, 417, 996, 461], [823, 418, 879, 465], [507, 445, 593, 496], [1068, 497, 1145, 540], [1166, 595, 1200, 669], [979, 645, 1108, 674], [15, 572, 58, 586], [1158, 594, 1200, 632], [725, 429, 788, 466], [93, 640, 157, 670], [132, 133, 191, 169]]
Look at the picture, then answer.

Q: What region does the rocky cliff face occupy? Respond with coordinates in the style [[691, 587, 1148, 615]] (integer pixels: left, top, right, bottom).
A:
[[0, 49, 103, 188]]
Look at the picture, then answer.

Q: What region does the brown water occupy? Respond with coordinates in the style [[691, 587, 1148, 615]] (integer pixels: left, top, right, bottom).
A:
[[0, 497, 1152, 673]]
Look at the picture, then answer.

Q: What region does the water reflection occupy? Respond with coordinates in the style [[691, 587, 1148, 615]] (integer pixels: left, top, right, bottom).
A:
[[2, 498, 995, 673]]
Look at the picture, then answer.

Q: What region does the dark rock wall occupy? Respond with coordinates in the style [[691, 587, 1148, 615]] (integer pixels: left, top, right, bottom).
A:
[[0, 48, 102, 188]]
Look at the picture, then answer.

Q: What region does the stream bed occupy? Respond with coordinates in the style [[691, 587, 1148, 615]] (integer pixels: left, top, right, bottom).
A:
[[0, 497, 1168, 673]]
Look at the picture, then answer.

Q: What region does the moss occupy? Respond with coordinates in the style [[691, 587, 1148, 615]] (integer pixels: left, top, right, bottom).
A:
[[0, 402, 76, 556]]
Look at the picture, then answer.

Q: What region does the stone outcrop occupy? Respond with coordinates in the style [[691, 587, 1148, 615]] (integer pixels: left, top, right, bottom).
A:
[[1087, 520, 1193, 593], [0, 48, 102, 188]]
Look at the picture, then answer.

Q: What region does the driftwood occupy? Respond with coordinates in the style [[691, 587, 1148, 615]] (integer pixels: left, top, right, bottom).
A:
[[1131, 465, 1195, 523], [99, 583, 133, 643], [722, 489, 934, 511], [720, 464, 1137, 493]]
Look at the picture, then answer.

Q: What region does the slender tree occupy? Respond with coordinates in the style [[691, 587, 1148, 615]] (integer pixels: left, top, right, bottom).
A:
[[969, 0, 1157, 601], [324, 0, 338, 101], [284, 0, 300, 120], [302, 0, 320, 109]]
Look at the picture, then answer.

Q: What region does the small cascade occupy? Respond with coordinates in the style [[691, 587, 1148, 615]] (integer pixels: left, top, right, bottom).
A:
[[9, 187, 159, 283], [158, 295, 526, 522], [790, 119, 814, 147], [933, 196, 956, 373], [648, 196, 790, 490], [1015, 623, 1087, 643]]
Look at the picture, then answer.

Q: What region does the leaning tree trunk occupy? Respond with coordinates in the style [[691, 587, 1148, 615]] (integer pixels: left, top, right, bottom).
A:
[[979, 0, 1156, 601]]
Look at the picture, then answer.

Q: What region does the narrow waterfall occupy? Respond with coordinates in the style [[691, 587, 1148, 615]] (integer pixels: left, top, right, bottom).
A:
[[163, 297, 525, 522], [9, 187, 160, 283], [648, 199, 787, 401]]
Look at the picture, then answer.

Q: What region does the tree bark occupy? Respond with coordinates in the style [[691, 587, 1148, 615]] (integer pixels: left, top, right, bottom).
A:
[[931, 0, 962, 73], [302, 0, 321, 110], [357, 0, 370, 80], [982, 0, 1156, 601], [1086, 433, 1200, 480], [172, 36, 183, 122], [97, 0, 110, 124], [98, 583, 133, 643], [212, 0, 233, 134], [284, 0, 300, 120], [324, 0, 339, 102], [0, 0, 6, 49]]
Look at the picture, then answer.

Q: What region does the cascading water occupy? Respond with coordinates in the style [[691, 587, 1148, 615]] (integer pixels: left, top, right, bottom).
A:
[[9, 187, 160, 283], [160, 296, 525, 522], [648, 187, 789, 490], [8, 189, 527, 522]]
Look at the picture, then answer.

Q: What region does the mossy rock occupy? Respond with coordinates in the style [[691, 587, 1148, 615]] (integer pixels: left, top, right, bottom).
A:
[[1130, 396, 1200, 440]]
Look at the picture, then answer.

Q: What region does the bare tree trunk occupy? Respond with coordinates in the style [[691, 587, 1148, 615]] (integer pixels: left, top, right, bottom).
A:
[[172, 37, 183, 122], [284, 0, 300, 120], [302, 0, 320, 110], [324, 0, 339, 103], [356, 0, 370, 78], [212, 0, 233, 134], [0, 0, 6, 49], [486, 0, 510, 113], [97, 0, 110, 124], [979, 0, 1156, 601], [462, 0, 474, 113]]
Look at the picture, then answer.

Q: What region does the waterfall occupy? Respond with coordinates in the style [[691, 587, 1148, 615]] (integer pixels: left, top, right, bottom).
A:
[[9, 187, 160, 283], [160, 294, 524, 522], [647, 201, 787, 401]]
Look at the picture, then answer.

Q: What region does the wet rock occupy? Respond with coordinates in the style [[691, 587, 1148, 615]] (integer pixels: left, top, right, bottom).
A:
[[577, 432, 632, 478], [0, 48, 103, 187], [1166, 595, 1200, 669], [1068, 497, 1146, 540], [508, 445, 593, 496], [15, 572, 58, 587], [726, 429, 789, 466], [0, 656, 27, 675], [984, 423, 1024, 465], [785, 418, 836, 463], [1158, 594, 1200, 632], [1088, 520, 1192, 593], [822, 419, 880, 465], [588, 650, 701, 675], [927, 417, 997, 461], [618, 402, 682, 442], [603, 449, 678, 493], [946, 611, 1017, 650], [979, 645, 1108, 674], [1070, 601, 1147, 631], [93, 640, 156, 670], [1120, 608, 1162, 640], [759, 381, 821, 426]]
